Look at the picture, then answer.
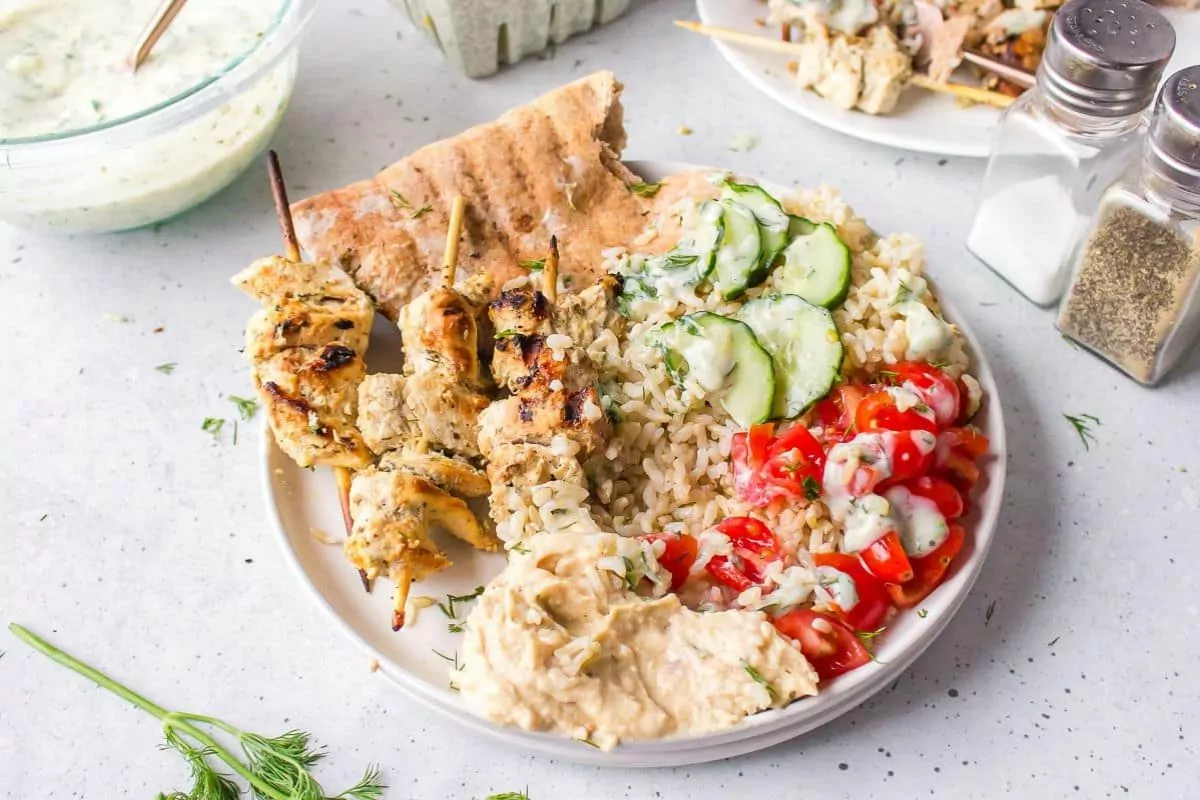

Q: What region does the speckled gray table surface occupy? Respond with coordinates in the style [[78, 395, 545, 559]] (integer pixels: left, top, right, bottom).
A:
[[2, 0, 1197, 797]]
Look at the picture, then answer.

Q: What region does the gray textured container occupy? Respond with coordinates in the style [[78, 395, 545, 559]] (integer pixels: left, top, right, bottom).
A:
[[395, 0, 632, 77]]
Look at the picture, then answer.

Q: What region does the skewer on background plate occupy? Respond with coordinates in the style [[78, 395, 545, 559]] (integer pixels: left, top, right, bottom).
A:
[[674, 19, 1016, 110]]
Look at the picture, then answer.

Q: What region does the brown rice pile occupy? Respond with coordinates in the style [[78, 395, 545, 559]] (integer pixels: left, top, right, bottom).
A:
[[585, 184, 971, 556]]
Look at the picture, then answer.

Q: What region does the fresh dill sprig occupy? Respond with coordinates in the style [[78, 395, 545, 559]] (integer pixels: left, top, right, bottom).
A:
[[448, 623, 464, 634], [155, 363, 177, 375], [440, 587, 485, 620], [411, 205, 433, 219], [890, 280, 913, 306], [621, 557, 640, 591], [493, 329, 521, 340], [229, 396, 259, 421], [742, 662, 778, 700], [519, 258, 545, 271], [486, 790, 530, 800], [9, 624, 385, 800], [1063, 413, 1100, 451], [802, 475, 821, 502], [628, 181, 663, 198]]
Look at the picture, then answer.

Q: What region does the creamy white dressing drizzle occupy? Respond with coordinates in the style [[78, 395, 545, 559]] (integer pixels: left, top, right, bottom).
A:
[[842, 493, 899, 553], [1, 0, 281, 140], [884, 486, 950, 557], [814, 565, 860, 611]]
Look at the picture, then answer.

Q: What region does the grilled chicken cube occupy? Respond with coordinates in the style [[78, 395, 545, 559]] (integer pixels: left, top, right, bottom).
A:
[[345, 468, 499, 583], [489, 289, 553, 391], [551, 277, 623, 353], [243, 300, 371, 363], [398, 286, 486, 385], [357, 373, 422, 455], [860, 27, 912, 115], [255, 344, 372, 469], [380, 449, 490, 498], [403, 371, 489, 458], [477, 386, 609, 460], [232, 255, 369, 309], [484, 442, 587, 529]]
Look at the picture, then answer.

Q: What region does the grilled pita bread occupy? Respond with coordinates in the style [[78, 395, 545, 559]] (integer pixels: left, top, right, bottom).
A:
[[292, 71, 675, 320]]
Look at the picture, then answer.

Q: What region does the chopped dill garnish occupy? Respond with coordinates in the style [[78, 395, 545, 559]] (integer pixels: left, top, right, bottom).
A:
[[494, 329, 521, 339], [411, 205, 433, 219], [985, 600, 997, 626], [1063, 413, 1101, 451], [891, 280, 914, 306], [519, 258, 545, 271], [628, 181, 663, 197], [448, 623, 465, 634], [742, 662, 778, 701], [230, 395, 259, 421], [802, 475, 821, 502], [621, 557, 640, 591], [201, 417, 225, 440], [154, 362, 177, 375], [917, 609, 929, 619]]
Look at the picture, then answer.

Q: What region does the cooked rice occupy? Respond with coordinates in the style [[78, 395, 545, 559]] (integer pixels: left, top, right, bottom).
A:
[[586, 185, 971, 557]]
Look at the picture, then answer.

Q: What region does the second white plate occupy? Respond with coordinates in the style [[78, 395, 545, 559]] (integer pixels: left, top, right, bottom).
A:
[[262, 161, 1008, 766], [696, 0, 1200, 158]]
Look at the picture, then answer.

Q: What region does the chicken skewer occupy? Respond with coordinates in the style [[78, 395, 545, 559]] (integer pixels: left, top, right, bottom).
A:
[[232, 152, 374, 543], [345, 196, 501, 630], [478, 237, 620, 540]]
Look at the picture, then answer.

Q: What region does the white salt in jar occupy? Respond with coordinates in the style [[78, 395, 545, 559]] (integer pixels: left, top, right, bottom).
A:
[[965, 0, 1175, 307]]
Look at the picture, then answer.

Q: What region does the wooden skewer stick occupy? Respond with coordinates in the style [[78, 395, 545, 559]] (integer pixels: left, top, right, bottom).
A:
[[441, 195, 466, 289], [543, 236, 560, 305], [129, 0, 189, 72], [392, 195, 470, 631], [674, 19, 1017, 110], [265, 150, 357, 540]]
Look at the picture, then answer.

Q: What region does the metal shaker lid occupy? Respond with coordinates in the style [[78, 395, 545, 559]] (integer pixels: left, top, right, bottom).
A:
[[1147, 67, 1200, 191], [1039, 0, 1175, 117]]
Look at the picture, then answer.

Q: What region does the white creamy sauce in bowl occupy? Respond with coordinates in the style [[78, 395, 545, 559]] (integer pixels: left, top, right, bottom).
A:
[[1, 0, 280, 140], [0, 0, 300, 233]]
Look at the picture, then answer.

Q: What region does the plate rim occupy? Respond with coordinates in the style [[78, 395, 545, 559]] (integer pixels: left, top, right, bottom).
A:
[[262, 160, 1008, 766], [693, 0, 994, 158]]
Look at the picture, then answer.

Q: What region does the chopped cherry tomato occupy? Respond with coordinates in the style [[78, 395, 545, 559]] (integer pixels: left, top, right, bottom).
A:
[[732, 424, 824, 507], [760, 424, 825, 498], [886, 523, 966, 608], [812, 385, 867, 443], [643, 531, 698, 591], [854, 390, 937, 434], [891, 361, 961, 427], [706, 517, 782, 590], [859, 530, 914, 584], [903, 476, 964, 519], [938, 450, 981, 491], [813, 552, 893, 631], [880, 429, 937, 487], [939, 426, 990, 458], [772, 609, 872, 680]]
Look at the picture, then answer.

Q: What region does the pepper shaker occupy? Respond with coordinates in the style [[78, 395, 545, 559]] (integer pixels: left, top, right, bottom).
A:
[[965, 0, 1175, 307], [1057, 66, 1200, 385]]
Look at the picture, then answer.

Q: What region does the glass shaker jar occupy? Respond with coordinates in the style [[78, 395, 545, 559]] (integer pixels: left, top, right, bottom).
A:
[[965, 0, 1175, 307], [1057, 67, 1200, 386]]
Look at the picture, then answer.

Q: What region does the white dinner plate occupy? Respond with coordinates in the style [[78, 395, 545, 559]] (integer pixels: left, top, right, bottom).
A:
[[262, 161, 1008, 766], [695, 0, 1200, 158]]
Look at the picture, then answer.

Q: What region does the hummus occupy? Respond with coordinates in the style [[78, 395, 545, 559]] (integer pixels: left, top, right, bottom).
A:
[[455, 531, 819, 750]]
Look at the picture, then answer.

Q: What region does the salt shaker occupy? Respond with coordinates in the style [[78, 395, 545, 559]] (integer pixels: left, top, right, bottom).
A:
[[965, 0, 1175, 307], [1057, 67, 1200, 385]]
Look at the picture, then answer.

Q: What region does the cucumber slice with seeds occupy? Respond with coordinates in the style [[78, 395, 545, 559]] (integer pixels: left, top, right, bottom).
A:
[[736, 294, 844, 419], [655, 311, 775, 427], [775, 218, 852, 309], [712, 200, 763, 300], [723, 182, 789, 278]]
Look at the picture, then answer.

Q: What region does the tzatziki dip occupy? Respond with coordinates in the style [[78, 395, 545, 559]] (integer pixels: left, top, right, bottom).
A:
[[0, 0, 301, 233], [1, 0, 279, 140]]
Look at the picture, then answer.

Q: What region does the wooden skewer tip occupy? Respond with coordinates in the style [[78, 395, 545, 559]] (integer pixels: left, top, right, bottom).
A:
[[440, 195, 467, 288], [392, 571, 412, 631], [543, 236, 560, 304], [130, 0, 190, 72], [266, 150, 301, 261]]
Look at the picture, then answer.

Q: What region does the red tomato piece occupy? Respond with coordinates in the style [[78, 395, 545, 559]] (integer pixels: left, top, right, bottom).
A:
[[886, 523, 966, 608], [747, 423, 774, 469], [812, 385, 867, 443], [938, 450, 981, 491], [705, 517, 783, 590], [731, 431, 779, 508], [760, 424, 826, 499], [812, 552, 893, 632], [859, 530, 915, 584], [772, 609, 872, 680], [643, 531, 698, 591], [854, 390, 937, 434], [878, 430, 937, 487], [903, 476, 965, 519], [939, 426, 990, 458], [892, 361, 962, 427]]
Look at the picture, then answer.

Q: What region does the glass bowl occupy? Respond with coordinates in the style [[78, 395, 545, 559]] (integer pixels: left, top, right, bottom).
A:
[[0, 0, 321, 234]]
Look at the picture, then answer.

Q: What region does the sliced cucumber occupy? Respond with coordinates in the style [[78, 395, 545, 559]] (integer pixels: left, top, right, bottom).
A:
[[775, 219, 852, 309], [723, 181, 789, 276], [655, 311, 775, 427], [736, 294, 844, 419], [712, 200, 763, 300], [677, 200, 724, 281], [788, 215, 816, 238]]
